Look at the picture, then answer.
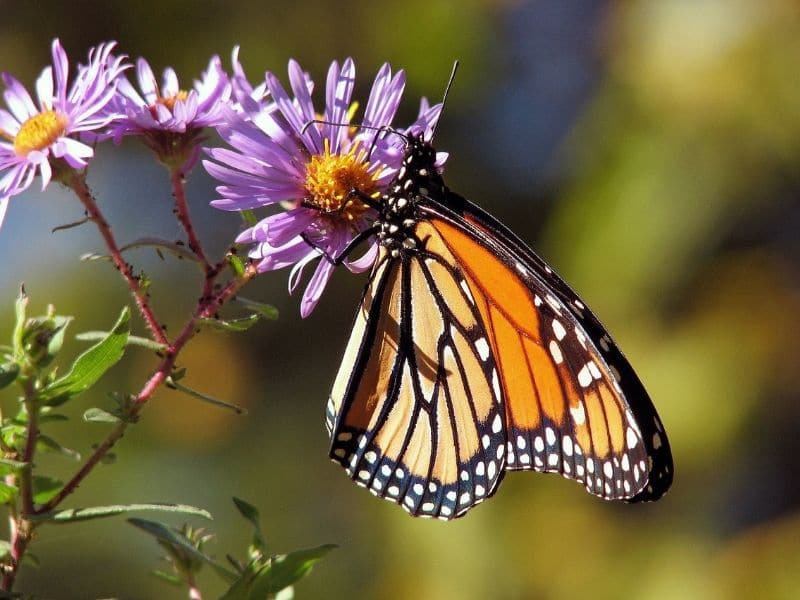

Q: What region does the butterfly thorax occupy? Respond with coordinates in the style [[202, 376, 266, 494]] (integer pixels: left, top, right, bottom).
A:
[[376, 136, 444, 257]]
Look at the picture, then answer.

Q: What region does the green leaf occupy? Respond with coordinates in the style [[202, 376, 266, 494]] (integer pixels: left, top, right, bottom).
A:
[[0, 362, 19, 390], [0, 458, 29, 472], [165, 378, 246, 415], [0, 481, 18, 504], [240, 209, 258, 227], [119, 237, 202, 264], [40, 315, 72, 367], [128, 518, 237, 581], [41, 503, 213, 524], [232, 497, 266, 552], [75, 331, 167, 353], [152, 570, 183, 586], [37, 435, 81, 461], [227, 253, 246, 277], [256, 545, 336, 596], [234, 297, 279, 320], [221, 545, 335, 600], [83, 407, 122, 424], [199, 313, 261, 333], [12, 288, 27, 356], [39, 307, 130, 405], [0, 540, 11, 560], [32, 476, 63, 504]]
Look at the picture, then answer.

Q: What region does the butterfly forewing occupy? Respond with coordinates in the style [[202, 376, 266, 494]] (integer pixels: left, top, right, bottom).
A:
[[421, 198, 672, 501], [328, 246, 506, 519]]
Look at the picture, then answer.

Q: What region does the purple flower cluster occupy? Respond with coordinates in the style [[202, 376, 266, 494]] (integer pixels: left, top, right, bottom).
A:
[[206, 52, 444, 316], [0, 39, 445, 315]]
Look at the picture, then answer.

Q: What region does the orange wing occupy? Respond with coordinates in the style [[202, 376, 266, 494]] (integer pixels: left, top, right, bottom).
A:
[[327, 246, 507, 520], [423, 213, 670, 500]]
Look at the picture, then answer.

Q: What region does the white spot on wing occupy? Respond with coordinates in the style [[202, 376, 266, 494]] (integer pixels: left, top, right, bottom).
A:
[[577, 365, 592, 388], [492, 413, 502, 434], [552, 319, 567, 341], [548, 340, 563, 364], [570, 403, 586, 425], [459, 279, 475, 303], [475, 337, 490, 361]]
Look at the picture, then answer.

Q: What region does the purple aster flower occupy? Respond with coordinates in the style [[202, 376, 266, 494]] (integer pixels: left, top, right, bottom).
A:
[[0, 39, 127, 229], [205, 58, 443, 318], [106, 54, 231, 170]]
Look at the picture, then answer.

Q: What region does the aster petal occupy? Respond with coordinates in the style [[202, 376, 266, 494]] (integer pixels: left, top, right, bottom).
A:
[[52, 137, 93, 168], [363, 66, 405, 129], [264, 208, 317, 246], [265, 70, 319, 156], [38, 154, 52, 189], [324, 58, 355, 154], [256, 236, 311, 271], [162, 67, 180, 96], [300, 259, 334, 318], [0, 196, 8, 229], [288, 248, 321, 293], [35, 66, 54, 109], [136, 58, 158, 103], [0, 108, 20, 135], [345, 240, 378, 273], [2, 73, 38, 122], [51, 39, 69, 104], [288, 60, 324, 153]]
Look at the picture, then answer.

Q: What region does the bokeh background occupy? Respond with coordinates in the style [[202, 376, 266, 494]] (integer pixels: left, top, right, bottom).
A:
[[2, 1, 800, 598]]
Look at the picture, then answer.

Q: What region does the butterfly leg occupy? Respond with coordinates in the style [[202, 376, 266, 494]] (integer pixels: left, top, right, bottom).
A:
[[301, 224, 379, 266]]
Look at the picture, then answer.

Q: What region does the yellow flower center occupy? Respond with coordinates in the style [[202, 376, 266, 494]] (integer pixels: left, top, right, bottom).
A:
[[13, 110, 68, 156], [304, 140, 377, 221], [150, 90, 189, 117]]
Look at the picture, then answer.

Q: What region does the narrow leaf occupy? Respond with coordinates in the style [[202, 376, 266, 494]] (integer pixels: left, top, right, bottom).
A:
[[0, 481, 18, 504], [40, 307, 130, 405], [233, 297, 279, 320], [0, 363, 19, 390], [42, 316, 73, 366], [12, 287, 27, 355], [227, 253, 246, 277], [75, 331, 167, 352], [52, 216, 90, 233], [119, 237, 202, 264], [32, 476, 63, 504], [0, 458, 29, 472], [129, 518, 237, 581], [166, 378, 246, 415], [83, 407, 122, 424], [199, 313, 261, 333], [152, 570, 183, 586], [240, 209, 258, 227], [232, 497, 266, 552], [42, 503, 212, 524], [256, 545, 336, 595], [37, 435, 81, 461]]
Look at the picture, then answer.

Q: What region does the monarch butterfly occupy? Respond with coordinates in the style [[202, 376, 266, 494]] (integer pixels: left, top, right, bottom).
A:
[[324, 131, 673, 520]]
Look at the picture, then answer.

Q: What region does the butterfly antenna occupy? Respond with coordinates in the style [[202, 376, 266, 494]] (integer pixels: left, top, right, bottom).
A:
[[430, 60, 459, 139]]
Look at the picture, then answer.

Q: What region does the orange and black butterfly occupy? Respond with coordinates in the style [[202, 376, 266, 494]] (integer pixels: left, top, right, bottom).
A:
[[325, 133, 673, 520]]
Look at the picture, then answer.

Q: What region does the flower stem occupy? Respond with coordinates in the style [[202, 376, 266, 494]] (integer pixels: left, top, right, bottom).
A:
[[2, 377, 41, 590], [33, 262, 257, 515], [68, 174, 169, 347], [171, 168, 213, 274]]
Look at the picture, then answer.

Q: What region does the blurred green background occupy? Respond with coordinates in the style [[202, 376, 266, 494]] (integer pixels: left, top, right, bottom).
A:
[[2, 0, 800, 598]]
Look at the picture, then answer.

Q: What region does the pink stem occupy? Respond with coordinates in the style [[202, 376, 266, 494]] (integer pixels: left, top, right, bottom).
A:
[[70, 176, 170, 347]]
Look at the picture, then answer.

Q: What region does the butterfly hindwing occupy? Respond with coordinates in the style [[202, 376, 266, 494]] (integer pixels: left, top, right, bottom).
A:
[[328, 246, 506, 520]]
